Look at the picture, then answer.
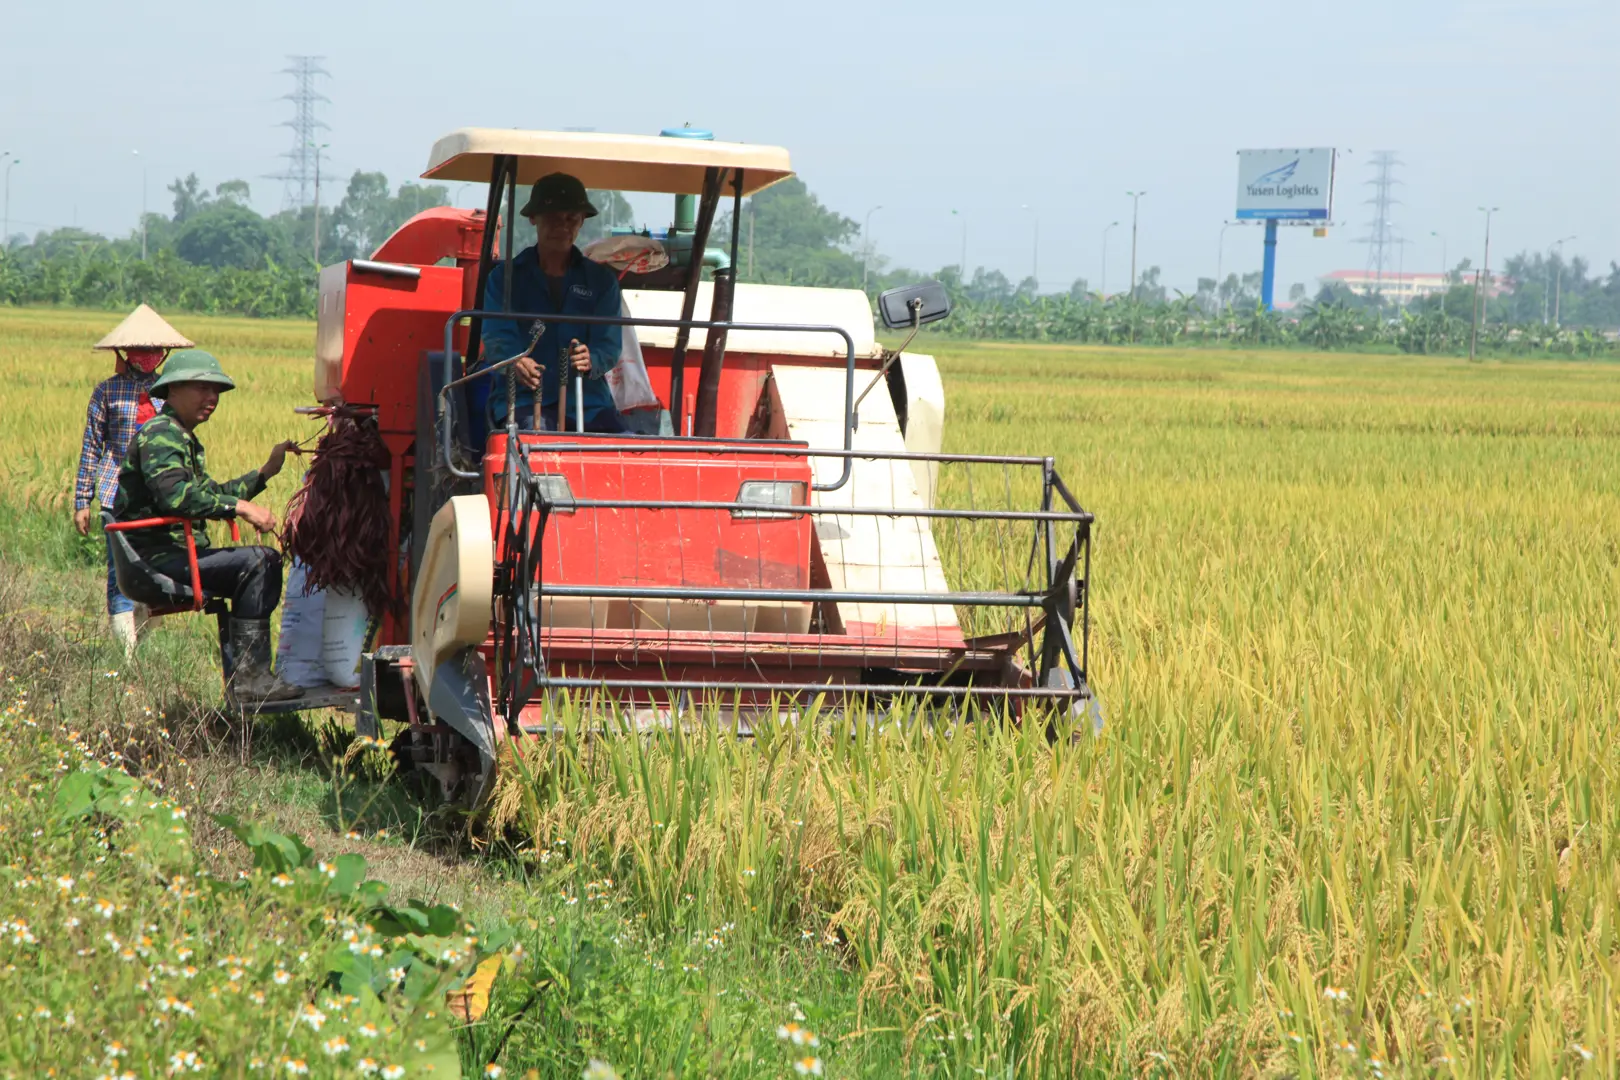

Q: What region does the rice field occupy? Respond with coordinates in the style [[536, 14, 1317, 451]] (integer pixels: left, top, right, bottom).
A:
[[2, 304, 1619, 1076]]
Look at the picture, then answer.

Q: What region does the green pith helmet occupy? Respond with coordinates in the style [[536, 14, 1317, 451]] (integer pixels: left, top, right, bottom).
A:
[[151, 349, 237, 393], [519, 173, 598, 218]]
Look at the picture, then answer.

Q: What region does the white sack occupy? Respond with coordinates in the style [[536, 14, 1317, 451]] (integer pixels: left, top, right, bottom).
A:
[[321, 586, 375, 690], [274, 560, 329, 689]]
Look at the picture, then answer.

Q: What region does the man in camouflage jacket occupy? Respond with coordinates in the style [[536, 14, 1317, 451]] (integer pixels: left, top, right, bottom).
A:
[[112, 349, 301, 703]]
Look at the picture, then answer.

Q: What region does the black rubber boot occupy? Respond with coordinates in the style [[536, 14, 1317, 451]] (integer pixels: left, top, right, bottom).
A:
[[229, 617, 303, 704]]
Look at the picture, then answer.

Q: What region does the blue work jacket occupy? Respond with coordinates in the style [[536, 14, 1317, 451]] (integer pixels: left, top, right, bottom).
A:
[[480, 245, 623, 426]]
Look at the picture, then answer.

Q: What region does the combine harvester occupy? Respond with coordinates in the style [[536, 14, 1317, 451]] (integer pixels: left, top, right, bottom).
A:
[[307, 127, 1097, 807]]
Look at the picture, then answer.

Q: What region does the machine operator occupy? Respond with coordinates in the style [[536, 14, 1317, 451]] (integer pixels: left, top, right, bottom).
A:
[[481, 172, 627, 433], [111, 349, 302, 704]]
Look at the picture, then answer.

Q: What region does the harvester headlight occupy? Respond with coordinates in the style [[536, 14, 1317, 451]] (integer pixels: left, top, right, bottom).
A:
[[733, 480, 806, 519], [532, 473, 576, 514]]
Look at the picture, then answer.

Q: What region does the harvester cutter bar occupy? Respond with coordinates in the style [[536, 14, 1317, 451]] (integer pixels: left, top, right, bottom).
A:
[[532, 678, 1091, 700], [534, 584, 1046, 606], [535, 630, 1014, 671]]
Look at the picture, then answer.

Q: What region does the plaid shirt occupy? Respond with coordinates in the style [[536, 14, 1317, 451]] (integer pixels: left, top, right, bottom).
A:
[[74, 371, 162, 510]]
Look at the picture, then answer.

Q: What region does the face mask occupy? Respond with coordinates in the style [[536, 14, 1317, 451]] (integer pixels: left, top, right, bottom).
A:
[[125, 349, 165, 374]]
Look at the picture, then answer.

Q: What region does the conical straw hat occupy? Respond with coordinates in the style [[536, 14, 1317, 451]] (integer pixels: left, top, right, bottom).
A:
[[93, 304, 195, 351]]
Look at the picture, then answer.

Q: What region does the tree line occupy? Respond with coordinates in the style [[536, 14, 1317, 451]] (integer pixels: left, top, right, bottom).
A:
[[0, 171, 453, 317], [2, 169, 1617, 357], [932, 292, 1615, 357]]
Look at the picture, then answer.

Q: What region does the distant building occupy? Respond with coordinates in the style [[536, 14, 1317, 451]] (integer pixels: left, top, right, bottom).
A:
[[1317, 270, 1512, 303]]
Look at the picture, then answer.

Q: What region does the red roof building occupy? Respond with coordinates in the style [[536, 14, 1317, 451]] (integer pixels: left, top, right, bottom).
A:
[[1318, 269, 1511, 303]]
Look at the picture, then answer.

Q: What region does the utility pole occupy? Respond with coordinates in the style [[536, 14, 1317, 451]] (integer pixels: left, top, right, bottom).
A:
[[311, 141, 329, 267], [1396, 237, 1407, 309], [1358, 152, 1403, 304], [1542, 247, 1551, 325], [132, 150, 147, 260], [1430, 231, 1452, 315], [1020, 204, 1039, 290], [861, 204, 883, 292], [1, 153, 18, 250], [1125, 191, 1146, 301], [1216, 221, 1236, 312], [1469, 206, 1498, 362], [1479, 207, 1497, 330], [1100, 221, 1119, 298], [951, 209, 966, 279], [268, 56, 330, 210], [746, 205, 754, 280], [1552, 235, 1575, 328]]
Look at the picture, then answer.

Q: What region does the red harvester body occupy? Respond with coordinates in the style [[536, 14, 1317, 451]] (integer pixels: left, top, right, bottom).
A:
[[301, 128, 1095, 806]]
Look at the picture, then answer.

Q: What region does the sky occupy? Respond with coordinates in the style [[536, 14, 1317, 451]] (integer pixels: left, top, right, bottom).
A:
[[2, 0, 1615, 297]]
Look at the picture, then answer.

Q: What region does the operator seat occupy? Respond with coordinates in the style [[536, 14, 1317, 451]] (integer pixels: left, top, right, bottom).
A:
[[101, 510, 223, 615]]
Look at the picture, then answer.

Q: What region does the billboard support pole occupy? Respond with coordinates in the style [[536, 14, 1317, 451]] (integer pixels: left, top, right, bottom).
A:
[[1260, 219, 1279, 311]]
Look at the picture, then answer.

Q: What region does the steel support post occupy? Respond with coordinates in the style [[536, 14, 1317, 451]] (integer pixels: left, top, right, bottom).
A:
[[1260, 219, 1279, 311]]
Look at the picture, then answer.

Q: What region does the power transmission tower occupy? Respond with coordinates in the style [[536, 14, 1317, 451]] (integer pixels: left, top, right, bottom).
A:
[[1355, 151, 1402, 303], [266, 56, 330, 209]]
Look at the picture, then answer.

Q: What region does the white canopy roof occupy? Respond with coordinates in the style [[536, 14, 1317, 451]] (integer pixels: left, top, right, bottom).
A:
[[423, 129, 792, 196]]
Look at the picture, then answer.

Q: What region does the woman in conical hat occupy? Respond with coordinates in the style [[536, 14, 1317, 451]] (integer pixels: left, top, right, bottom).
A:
[[72, 304, 194, 655]]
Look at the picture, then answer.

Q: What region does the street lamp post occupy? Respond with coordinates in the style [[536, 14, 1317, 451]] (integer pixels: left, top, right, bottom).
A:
[[1396, 237, 1408, 309], [2, 153, 20, 251], [1100, 221, 1119, 298], [1125, 191, 1147, 301], [132, 149, 147, 260], [1430, 231, 1453, 315], [861, 204, 883, 292], [1019, 204, 1039, 291], [1468, 206, 1499, 363], [1551, 235, 1575, 328], [1216, 221, 1236, 312], [1543, 244, 1553, 325], [950, 209, 967, 280], [311, 142, 330, 267]]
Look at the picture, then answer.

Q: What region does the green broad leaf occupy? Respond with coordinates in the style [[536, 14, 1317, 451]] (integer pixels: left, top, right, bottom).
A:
[[334, 954, 378, 999], [471, 922, 515, 955], [399, 1021, 463, 1079], [215, 813, 313, 873], [402, 957, 450, 1004], [378, 949, 419, 993], [568, 937, 608, 989], [402, 932, 462, 964], [53, 771, 104, 820], [372, 906, 429, 935], [324, 853, 369, 898], [354, 879, 389, 905], [418, 901, 466, 937]]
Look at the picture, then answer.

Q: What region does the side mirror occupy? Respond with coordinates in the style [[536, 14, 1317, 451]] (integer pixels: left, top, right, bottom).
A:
[[877, 281, 952, 330]]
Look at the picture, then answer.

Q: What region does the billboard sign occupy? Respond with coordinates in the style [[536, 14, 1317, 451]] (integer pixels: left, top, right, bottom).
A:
[[1235, 148, 1336, 221]]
